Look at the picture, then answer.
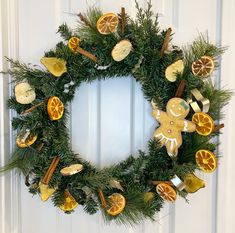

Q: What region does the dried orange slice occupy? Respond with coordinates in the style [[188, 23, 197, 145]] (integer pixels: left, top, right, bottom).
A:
[[191, 55, 215, 78], [16, 134, 37, 148], [68, 37, 80, 53], [60, 190, 78, 212], [96, 13, 119, 35], [111, 40, 132, 62], [192, 112, 214, 136], [47, 96, 64, 120], [60, 164, 84, 176], [106, 193, 126, 216], [156, 183, 177, 202], [195, 149, 217, 173]]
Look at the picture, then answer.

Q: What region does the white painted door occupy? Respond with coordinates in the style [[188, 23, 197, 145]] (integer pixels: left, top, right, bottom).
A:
[[1, 1, 235, 233]]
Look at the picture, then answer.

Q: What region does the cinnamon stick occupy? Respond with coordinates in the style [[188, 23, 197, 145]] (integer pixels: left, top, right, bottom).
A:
[[121, 7, 126, 34], [152, 181, 172, 186], [213, 123, 224, 132], [175, 80, 186, 97], [98, 188, 107, 209], [76, 46, 98, 62], [21, 102, 44, 116], [160, 28, 172, 58], [42, 156, 60, 185]]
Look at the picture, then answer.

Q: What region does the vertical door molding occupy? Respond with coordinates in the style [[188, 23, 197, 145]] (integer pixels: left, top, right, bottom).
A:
[[0, 0, 21, 233], [217, 1, 235, 233]]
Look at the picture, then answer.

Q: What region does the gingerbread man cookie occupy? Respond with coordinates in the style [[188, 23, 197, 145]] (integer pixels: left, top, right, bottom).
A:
[[152, 98, 196, 157]]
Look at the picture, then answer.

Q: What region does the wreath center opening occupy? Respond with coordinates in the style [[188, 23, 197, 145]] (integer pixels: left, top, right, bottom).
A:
[[71, 77, 154, 166]]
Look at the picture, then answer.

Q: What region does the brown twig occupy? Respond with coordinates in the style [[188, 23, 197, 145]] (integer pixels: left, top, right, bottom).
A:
[[77, 13, 91, 27], [76, 47, 98, 62], [121, 7, 126, 34], [42, 156, 60, 185], [213, 123, 224, 132], [37, 143, 45, 152], [160, 28, 172, 58], [152, 181, 172, 186], [21, 102, 44, 116], [98, 188, 107, 209], [175, 80, 186, 97]]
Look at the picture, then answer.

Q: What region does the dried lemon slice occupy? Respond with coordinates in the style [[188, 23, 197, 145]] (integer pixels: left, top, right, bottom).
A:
[[165, 60, 184, 82], [106, 193, 126, 216], [60, 164, 84, 176], [195, 149, 217, 173], [47, 96, 64, 120], [111, 40, 132, 62], [16, 134, 37, 148], [96, 13, 119, 35], [156, 183, 177, 202], [191, 55, 214, 78], [192, 112, 214, 136]]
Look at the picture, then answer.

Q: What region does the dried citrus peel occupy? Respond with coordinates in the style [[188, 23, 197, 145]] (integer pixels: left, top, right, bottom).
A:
[[68, 37, 97, 62], [191, 55, 215, 78], [60, 164, 84, 176], [15, 82, 36, 104], [16, 133, 37, 148], [195, 149, 217, 173], [106, 193, 126, 216], [111, 40, 132, 62], [47, 96, 64, 120], [192, 112, 214, 136], [156, 183, 177, 202], [96, 13, 119, 35]]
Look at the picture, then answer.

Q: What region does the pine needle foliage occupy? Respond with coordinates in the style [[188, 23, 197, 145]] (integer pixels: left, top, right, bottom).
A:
[[1, 2, 232, 225]]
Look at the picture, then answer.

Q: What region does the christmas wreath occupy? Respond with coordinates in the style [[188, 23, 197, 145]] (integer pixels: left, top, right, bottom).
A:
[[1, 3, 232, 225]]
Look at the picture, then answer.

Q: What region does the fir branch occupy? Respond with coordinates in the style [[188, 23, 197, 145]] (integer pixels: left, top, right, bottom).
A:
[[203, 83, 232, 120], [76, 7, 105, 43], [172, 161, 197, 179], [183, 34, 226, 67], [83, 197, 99, 215], [0, 147, 39, 175], [102, 185, 162, 225], [81, 169, 115, 189], [57, 23, 73, 41]]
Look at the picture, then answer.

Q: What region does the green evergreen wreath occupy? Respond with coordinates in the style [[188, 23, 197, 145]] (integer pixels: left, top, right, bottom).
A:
[[1, 3, 232, 225]]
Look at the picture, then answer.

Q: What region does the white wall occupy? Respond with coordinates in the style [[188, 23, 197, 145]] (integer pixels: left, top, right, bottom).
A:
[[0, 0, 235, 233]]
